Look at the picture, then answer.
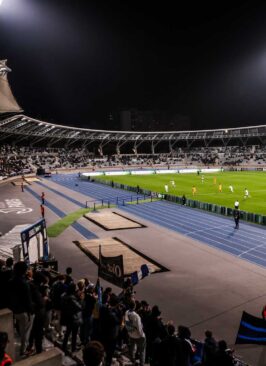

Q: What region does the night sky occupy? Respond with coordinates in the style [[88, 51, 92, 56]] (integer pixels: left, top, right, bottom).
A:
[[1, 0, 266, 130]]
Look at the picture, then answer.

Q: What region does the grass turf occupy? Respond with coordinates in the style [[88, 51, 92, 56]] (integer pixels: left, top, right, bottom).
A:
[[97, 171, 266, 215], [47, 208, 93, 237], [47, 204, 117, 237]]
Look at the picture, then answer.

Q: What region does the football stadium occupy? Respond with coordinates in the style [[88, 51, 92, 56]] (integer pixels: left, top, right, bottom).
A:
[[1, 4, 266, 366], [0, 0, 266, 366]]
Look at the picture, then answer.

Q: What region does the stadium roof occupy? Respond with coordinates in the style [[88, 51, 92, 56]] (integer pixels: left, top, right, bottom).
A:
[[0, 60, 22, 114], [1, 61, 266, 148]]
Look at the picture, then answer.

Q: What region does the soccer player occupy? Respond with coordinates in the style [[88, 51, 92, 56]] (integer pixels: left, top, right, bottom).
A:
[[170, 180, 176, 188], [164, 184, 169, 193], [218, 183, 222, 193], [201, 175, 204, 183], [213, 176, 217, 185], [192, 186, 197, 196], [244, 188, 249, 199], [229, 185, 234, 193]]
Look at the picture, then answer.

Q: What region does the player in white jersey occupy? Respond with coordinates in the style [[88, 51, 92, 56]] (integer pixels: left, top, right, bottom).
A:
[[229, 185, 234, 193], [244, 188, 249, 199]]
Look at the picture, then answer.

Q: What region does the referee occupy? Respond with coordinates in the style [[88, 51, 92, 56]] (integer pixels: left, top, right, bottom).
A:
[[233, 208, 240, 229]]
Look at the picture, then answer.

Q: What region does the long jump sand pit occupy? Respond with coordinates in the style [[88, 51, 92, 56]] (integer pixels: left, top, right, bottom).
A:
[[11, 177, 40, 186], [73, 237, 168, 276], [25, 177, 40, 182], [12, 180, 30, 186], [84, 211, 146, 230]]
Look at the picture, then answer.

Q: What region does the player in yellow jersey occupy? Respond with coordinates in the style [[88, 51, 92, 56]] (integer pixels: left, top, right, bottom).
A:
[[192, 186, 197, 196], [218, 183, 222, 193]]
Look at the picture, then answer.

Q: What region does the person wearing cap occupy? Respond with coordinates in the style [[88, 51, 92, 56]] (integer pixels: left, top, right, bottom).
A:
[[0, 332, 12, 366]]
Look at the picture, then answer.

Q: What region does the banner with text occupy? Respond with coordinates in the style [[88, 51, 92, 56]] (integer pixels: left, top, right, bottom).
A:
[[98, 247, 124, 288]]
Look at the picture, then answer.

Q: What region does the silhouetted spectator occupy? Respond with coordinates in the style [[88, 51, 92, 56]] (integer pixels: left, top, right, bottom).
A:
[[214, 340, 235, 366], [99, 294, 122, 366], [203, 330, 217, 366], [61, 283, 82, 353], [158, 324, 179, 366], [176, 326, 195, 366], [102, 287, 112, 305], [27, 271, 46, 354], [65, 267, 73, 286], [145, 305, 167, 364], [0, 258, 13, 309], [50, 274, 66, 338], [80, 286, 96, 345], [0, 332, 12, 366], [83, 340, 105, 366], [8, 261, 34, 356]]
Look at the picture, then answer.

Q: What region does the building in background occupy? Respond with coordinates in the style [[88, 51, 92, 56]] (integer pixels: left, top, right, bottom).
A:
[[119, 109, 191, 131]]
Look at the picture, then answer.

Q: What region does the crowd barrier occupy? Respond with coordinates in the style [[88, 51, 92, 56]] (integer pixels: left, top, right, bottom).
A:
[[165, 194, 266, 225], [94, 178, 266, 226]]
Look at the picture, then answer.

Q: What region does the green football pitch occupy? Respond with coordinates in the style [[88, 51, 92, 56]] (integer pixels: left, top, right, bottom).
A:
[[98, 171, 266, 215]]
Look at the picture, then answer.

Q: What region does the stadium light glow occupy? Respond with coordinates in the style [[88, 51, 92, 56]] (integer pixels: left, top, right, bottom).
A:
[[0, 0, 4, 5]]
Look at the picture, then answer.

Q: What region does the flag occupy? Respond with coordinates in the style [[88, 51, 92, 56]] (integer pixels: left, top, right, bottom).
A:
[[235, 311, 266, 345], [98, 246, 124, 288], [92, 277, 102, 320], [95, 278, 102, 305], [131, 264, 150, 286]]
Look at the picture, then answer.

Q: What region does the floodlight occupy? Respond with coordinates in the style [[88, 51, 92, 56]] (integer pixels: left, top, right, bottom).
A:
[[0, 0, 3, 6]]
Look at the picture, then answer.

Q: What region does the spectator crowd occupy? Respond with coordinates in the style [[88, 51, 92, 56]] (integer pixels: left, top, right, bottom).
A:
[[1, 144, 266, 180], [0, 257, 245, 366]]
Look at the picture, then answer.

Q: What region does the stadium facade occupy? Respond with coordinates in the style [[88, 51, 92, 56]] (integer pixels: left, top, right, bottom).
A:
[[1, 60, 266, 155]]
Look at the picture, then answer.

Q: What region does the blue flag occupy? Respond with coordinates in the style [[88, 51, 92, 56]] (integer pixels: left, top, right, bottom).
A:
[[131, 264, 150, 285], [95, 278, 102, 305], [235, 311, 266, 345]]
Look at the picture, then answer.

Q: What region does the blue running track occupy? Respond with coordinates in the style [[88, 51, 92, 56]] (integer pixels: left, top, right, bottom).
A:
[[25, 185, 97, 240], [48, 174, 145, 205], [47, 174, 266, 269]]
